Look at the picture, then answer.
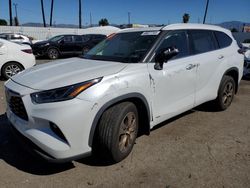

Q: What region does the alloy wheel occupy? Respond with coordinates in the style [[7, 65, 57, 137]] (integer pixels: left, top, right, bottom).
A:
[[118, 112, 137, 153]]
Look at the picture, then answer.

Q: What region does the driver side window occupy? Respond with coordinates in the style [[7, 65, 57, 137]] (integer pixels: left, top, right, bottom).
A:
[[154, 30, 189, 61]]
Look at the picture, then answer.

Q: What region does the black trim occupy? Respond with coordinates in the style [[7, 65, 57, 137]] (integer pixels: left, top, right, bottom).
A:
[[10, 122, 91, 163], [88, 93, 151, 147]]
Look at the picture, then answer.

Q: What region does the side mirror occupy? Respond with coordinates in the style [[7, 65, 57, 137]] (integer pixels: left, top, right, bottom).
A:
[[59, 39, 65, 44], [154, 47, 179, 70]]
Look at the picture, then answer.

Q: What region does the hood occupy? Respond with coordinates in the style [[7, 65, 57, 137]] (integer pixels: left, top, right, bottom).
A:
[[11, 58, 127, 90], [32, 40, 49, 46]]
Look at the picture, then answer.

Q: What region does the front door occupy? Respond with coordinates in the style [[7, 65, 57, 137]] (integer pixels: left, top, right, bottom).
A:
[[147, 30, 197, 125]]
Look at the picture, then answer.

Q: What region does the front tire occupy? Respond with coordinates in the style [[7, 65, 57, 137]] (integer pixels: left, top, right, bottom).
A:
[[96, 102, 138, 162], [214, 75, 235, 110], [47, 48, 59, 59], [1, 62, 24, 79]]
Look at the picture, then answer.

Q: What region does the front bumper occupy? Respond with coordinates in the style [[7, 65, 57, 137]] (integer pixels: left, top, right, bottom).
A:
[[32, 46, 47, 57], [5, 80, 96, 162]]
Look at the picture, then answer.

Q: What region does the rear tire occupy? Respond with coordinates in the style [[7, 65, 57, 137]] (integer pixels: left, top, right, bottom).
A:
[[214, 75, 235, 111], [96, 102, 138, 162], [1, 62, 24, 80]]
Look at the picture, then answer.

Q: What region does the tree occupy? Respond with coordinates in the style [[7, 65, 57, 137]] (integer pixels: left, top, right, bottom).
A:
[[231, 28, 238, 33], [99, 18, 109, 26], [14, 16, 19, 26], [183, 13, 190, 23], [0, 19, 8, 25]]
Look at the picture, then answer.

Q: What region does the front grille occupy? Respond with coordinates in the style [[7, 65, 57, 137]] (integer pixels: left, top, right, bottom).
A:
[[9, 96, 28, 121]]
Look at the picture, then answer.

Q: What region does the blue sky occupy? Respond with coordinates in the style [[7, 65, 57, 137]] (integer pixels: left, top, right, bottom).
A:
[[0, 0, 249, 26]]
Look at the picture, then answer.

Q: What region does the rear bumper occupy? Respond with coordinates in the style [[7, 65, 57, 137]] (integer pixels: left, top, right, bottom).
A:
[[243, 60, 250, 77]]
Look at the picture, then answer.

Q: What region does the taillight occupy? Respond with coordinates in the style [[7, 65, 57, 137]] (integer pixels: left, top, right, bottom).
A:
[[22, 49, 33, 54]]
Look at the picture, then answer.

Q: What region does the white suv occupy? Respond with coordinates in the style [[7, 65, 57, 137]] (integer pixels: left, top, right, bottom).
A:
[[5, 24, 243, 163]]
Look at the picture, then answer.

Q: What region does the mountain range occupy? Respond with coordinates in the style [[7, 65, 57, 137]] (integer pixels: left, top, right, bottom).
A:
[[21, 21, 250, 30]]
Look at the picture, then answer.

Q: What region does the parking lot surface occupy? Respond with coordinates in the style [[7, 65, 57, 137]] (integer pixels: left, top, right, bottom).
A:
[[0, 59, 249, 188]]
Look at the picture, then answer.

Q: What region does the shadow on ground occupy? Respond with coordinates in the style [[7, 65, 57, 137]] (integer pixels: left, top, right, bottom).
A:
[[0, 113, 74, 175], [0, 100, 223, 172]]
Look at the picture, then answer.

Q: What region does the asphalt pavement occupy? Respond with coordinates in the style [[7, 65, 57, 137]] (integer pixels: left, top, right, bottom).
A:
[[0, 59, 249, 188]]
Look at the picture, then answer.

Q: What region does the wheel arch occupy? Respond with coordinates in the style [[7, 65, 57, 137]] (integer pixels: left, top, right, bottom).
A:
[[88, 93, 151, 147], [1, 61, 24, 76], [222, 67, 239, 94], [46, 46, 61, 55]]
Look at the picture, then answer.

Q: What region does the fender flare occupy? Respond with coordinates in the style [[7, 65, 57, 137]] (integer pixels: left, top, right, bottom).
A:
[[219, 67, 239, 93], [88, 92, 151, 147]]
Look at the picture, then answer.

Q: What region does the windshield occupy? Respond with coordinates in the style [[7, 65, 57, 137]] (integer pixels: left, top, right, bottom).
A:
[[49, 35, 64, 42], [83, 31, 160, 63]]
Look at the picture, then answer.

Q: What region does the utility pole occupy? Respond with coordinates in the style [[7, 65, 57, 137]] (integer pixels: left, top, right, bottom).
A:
[[13, 3, 18, 18], [79, 0, 82, 28], [40, 0, 46, 27], [90, 12, 92, 27], [128, 12, 131, 25], [203, 0, 210, 24], [9, 0, 13, 26], [50, 0, 54, 27], [13, 3, 19, 26]]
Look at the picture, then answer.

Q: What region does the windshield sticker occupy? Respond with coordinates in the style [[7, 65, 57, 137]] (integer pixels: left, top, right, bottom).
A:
[[141, 31, 160, 36]]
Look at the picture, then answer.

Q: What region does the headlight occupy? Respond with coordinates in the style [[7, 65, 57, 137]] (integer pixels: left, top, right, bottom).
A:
[[30, 77, 102, 104]]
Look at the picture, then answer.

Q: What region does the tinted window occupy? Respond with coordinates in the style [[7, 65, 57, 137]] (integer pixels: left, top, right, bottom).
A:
[[214, 31, 232, 48], [85, 31, 159, 63], [156, 30, 189, 59], [10, 35, 23, 40], [189, 30, 217, 54], [93, 35, 106, 40], [74, 35, 82, 42], [82, 35, 91, 42], [64, 36, 73, 42], [0, 35, 8, 39], [243, 39, 250, 43]]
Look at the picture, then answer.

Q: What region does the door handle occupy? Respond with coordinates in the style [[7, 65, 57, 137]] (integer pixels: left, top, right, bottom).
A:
[[186, 64, 196, 70], [218, 55, 224, 59]]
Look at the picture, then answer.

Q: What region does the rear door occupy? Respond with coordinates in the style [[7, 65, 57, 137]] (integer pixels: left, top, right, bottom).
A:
[[74, 35, 84, 54], [0, 41, 8, 67], [187, 30, 222, 105]]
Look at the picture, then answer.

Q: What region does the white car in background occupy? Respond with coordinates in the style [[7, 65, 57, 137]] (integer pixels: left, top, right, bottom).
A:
[[0, 33, 32, 46], [0, 39, 36, 79]]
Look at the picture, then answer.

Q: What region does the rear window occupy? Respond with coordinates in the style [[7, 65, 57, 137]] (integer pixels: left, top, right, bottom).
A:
[[214, 31, 232, 48], [189, 30, 218, 54]]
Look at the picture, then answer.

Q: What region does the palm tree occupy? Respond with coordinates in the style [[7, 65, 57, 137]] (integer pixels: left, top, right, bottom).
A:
[[99, 18, 109, 26], [50, 0, 54, 27], [9, 0, 13, 26], [40, 0, 46, 27], [183, 13, 190, 23]]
